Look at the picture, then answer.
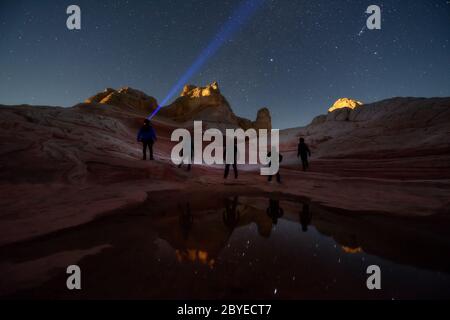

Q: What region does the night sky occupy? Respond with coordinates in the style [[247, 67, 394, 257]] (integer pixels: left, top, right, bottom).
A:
[[1, 0, 449, 128]]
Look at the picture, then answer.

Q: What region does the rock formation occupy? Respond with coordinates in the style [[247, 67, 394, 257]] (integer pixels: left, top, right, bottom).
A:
[[159, 82, 272, 130], [328, 98, 363, 113], [253, 107, 272, 130], [281, 97, 450, 180], [159, 82, 236, 124], [84, 82, 272, 130], [85, 87, 158, 114]]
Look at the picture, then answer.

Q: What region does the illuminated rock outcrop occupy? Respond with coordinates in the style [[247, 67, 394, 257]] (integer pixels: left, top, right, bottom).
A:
[[181, 81, 220, 98], [85, 82, 272, 130], [328, 98, 363, 113], [160, 81, 272, 130], [85, 87, 158, 114]]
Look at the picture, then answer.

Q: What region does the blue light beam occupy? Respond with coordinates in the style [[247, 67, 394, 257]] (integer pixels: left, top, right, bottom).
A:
[[148, 0, 266, 119]]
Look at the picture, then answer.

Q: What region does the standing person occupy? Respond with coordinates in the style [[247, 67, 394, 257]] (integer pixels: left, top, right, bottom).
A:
[[224, 138, 238, 179], [178, 137, 194, 171], [267, 150, 283, 183], [137, 119, 157, 160], [297, 138, 311, 171]]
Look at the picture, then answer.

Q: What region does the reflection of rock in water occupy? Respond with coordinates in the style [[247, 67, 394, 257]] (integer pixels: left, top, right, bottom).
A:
[[153, 193, 274, 266], [158, 191, 450, 275], [153, 192, 450, 275], [311, 205, 450, 273], [341, 246, 363, 254], [1, 190, 450, 299]]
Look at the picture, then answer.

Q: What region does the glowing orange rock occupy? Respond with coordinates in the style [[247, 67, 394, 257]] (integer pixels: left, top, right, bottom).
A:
[[328, 98, 363, 113]]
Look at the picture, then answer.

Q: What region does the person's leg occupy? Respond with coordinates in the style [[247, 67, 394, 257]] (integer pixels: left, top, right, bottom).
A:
[[149, 141, 154, 160], [142, 142, 147, 160], [233, 164, 238, 179], [187, 163, 191, 171], [268, 175, 273, 182], [301, 158, 307, 171], [276, 172, 281, 183], [224, 164, 230, 179]]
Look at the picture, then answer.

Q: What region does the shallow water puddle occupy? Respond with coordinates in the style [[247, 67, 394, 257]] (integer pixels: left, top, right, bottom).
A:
[[1, 191, 450, 299]]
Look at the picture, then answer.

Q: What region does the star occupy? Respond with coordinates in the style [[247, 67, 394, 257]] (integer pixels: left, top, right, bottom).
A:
[[358, 26, 366, 37]]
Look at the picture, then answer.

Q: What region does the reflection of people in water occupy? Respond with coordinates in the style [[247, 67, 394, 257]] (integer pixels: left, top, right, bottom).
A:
[[299, 203, 312, 232], [179, 202, 193, 240], [267, 150, 283, 183], [266, 199, 284, 225], [178, 137, 194, 171], [223, 196, 240, 233]]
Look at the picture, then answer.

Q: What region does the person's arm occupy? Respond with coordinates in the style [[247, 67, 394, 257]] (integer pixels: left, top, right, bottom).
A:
[[297, 144, 301, 157], [307, 145, 311, 157], [137, 128, 142, 142]]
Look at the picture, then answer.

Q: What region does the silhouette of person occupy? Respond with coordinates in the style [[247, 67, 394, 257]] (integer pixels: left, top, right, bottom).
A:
[[297, 138, 311, 171], [267, 150, 283, 183], [266, 199, 284, 225], [178, 137, 194, 171], [299, 203, 312, 232], [223, 196, 240, 233], [179, 202, 193, 240], [137, 119, 157, 160], [224, 138, 238, 179]]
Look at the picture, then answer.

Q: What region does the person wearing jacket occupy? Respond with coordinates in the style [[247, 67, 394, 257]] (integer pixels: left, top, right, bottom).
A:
[[137, 119, 157, 160], [297, 138, 311, 171]]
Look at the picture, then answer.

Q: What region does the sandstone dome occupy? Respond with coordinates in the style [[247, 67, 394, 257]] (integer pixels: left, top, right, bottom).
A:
[[328, 98, 363, 113], [85, 87, 158, 114]]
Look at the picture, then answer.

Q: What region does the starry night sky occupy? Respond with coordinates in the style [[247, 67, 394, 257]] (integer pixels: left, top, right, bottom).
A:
[[1, 0, 449, 128]]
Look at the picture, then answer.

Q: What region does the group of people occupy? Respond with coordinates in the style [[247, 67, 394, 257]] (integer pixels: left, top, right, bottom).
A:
[[137, 119, 313, 182]]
